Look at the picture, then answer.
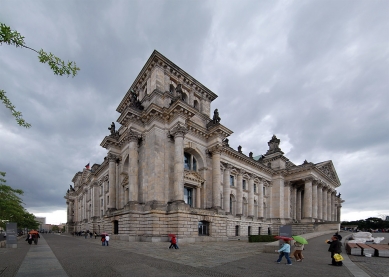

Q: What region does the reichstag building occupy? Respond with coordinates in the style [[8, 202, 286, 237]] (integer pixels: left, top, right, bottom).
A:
[[65, 51, 344, 242]]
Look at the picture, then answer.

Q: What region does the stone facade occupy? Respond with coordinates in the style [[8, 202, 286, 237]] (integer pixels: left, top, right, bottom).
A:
[[64, 50, 344, 242]]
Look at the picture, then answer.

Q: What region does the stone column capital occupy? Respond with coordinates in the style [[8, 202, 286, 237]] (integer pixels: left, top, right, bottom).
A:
[[208, 143, 223, 154], [237, 169, 245, 176], [312, 179, 320, 185], [303, 176, 314, 182], [108, 153, 119, 162], [284, 181, 292, 187], [170, 123, 188, 138], [127, 128, 141, 142]]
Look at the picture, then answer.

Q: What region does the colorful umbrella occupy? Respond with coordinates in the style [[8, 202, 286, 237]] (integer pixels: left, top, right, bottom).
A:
[[168, 234, 176, 237], [292, 235, 308, 244], [101, 232, 109, 236], [274, 235, 293, 240], [29, 230, 39, 234]]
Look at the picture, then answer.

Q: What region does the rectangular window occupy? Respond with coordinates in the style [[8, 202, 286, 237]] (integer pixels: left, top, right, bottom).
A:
[[243, 180, 247, 190], [263, 186, 266, 196], [248, 226, 251, 236], [254, 184, 257, 193], [184, 187, 193, 207], [101, 210, 103, 217], [230, 175, 235, 186], [101, 199, 103, 207]]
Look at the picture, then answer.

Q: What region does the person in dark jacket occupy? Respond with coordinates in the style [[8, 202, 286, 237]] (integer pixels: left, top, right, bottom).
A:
[[327, 234, 343, 266]]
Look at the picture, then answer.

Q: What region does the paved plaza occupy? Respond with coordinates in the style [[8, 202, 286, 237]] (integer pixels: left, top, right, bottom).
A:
[[1, 232, 388, 277]]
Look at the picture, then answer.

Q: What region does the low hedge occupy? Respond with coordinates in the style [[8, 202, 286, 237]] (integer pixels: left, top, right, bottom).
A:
[[249, 235, 278, 243]]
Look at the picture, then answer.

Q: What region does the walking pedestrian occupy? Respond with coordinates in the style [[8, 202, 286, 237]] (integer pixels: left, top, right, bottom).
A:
[[94, 232, 97, 239], [33, 233, 40, 245], [293, 241, 304, 262], [275, 240, 292, 265], [105, 234, 110, 246], [169, 235, 179, 249], [84, 231, 88, 239], [101, 235, 106, 246], [327, 234, 343, 266], [25, 233, 33, 245]]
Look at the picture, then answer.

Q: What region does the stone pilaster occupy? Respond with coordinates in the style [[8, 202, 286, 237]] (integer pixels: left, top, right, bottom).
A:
[[128, 129, 140, 203], [108, 152, 118, 210], [223, 164, 232, 213], [170, 123, 188, 202]]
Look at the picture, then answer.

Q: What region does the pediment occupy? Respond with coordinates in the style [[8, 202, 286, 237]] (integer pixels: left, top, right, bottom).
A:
[[184, 170, 205, 186], [315, 161, 341, 185]]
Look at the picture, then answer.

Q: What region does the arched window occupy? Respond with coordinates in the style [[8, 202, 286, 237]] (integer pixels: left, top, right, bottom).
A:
[[184, 152, 197, 171], [198, 221, 209, 236]]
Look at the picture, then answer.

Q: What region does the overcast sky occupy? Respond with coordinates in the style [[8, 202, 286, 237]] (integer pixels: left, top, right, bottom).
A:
[[1, 0, 388, 225]]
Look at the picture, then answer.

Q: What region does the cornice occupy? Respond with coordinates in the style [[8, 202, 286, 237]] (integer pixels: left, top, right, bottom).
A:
[[222, 146, 274, 175]]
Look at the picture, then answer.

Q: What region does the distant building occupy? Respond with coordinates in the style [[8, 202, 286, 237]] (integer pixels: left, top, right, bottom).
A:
[[34, 217, 46, 231], [385, 216, 389, 221], [65, 51, 344, 242]]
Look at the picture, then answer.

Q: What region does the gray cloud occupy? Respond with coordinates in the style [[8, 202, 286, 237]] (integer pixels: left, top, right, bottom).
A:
[[1, 0, 388, 223]]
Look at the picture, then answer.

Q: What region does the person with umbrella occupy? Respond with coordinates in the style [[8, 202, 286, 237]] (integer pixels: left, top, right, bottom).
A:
[[292, 236, 308, 262], [275, 239, 292, 265]]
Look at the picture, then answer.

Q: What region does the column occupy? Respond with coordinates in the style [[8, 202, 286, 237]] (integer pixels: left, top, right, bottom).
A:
[[331, 191, 336, 221], [248, 175, 254, 217], [196, 187, 201, 208], [170, 124, 187, 202], [236, 170, 244, 215], [322, 187, 327, 221], [128, 130, 139, 203], [296, 189, 302, 221], [284, 181, 291, 219], [327, 189, 332, 221], [292, 185, 297, 220], [312, 180, 318, 220], [211, 145, 222, 208], [337, 203, 342, 222], [108, 153, 117, 210], [258, 179, 264, 219], [303, 177, 313, 221], [317, 184, 323, 221], [223, 164, 232, 213]]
